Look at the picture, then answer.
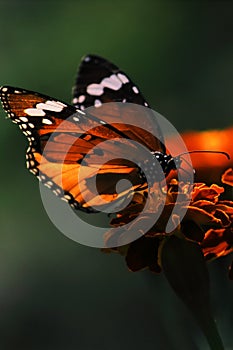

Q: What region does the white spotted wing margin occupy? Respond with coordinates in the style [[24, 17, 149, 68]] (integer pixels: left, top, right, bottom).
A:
[[0, 85, 95, 211]]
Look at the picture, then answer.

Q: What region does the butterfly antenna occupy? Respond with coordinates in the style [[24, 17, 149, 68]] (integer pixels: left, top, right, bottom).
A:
[[176, 150, 230, 160]]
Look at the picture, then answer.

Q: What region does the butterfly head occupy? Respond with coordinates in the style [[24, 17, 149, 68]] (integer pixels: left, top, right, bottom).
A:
[[152, 152, 181, 178], [137, 152, 181, 186]]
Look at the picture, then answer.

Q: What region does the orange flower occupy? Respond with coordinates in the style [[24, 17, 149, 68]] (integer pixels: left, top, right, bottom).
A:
[[102, 130, 233, 349], [104, 169, 233, 279], [180, 127, 233, 183]]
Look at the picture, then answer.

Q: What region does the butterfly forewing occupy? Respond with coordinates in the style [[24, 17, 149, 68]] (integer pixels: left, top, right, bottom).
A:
[[72, 54, 166, 153], [0, 86, 149, 212], [72, 54, 150, 108], [0, 55, 169, 213]]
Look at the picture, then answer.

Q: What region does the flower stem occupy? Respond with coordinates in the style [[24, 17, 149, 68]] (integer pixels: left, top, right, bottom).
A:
[[192, 303, 224, 350], [160, 236, 225, 350]]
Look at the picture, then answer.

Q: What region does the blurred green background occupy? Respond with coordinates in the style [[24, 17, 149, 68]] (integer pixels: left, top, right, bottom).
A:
[[0, 1, 233, 349]]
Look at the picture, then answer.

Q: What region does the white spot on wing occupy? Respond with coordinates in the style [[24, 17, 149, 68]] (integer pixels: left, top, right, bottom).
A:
[[101, 74, 122, 90], [87, 84, 104, 96], [42, 118, 53, 125], [64, 194, 72, 200], [36, 100, 66, 112], [24, 108, 46, 116], [20, 117, 28, 122], [94, 99, 102, 107], [25, 101, 66, 116], [117, 73, 129, 84], [132, 86, 139, 94], [86, 74, 123, 96], [78, 95, 86, 103]]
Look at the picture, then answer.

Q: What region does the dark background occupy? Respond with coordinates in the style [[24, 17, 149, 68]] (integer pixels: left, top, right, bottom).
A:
[[0, 1, 233, 349]]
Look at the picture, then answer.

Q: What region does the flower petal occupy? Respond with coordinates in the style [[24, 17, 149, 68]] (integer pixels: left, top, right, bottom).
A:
[[201, 228, 233, 259], [221, 168, 233, 186], [184, 206, 221, 226]]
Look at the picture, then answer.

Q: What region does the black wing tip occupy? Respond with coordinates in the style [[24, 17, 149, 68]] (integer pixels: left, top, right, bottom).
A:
[[80, 54, 119, 70], [81, 54, 106, 63]]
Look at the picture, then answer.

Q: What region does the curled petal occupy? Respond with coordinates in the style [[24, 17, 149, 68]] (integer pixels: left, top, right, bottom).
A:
[[221, 168, 233, 186], [218, 200, 233, 208], [184, 206, 222, 227], [215, 202, 233, 215], [192, 200, 216, 209], [192, 184, 224, 203], [201, 228, 233, 259], [214, 209, 231, 227]]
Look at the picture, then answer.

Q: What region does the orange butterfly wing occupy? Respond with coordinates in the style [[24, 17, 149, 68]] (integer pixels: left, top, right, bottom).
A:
[[0, 87, 156, 212]]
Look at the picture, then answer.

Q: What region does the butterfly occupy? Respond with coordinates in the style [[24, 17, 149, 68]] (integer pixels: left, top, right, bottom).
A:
[[0, 54, 179, 213]]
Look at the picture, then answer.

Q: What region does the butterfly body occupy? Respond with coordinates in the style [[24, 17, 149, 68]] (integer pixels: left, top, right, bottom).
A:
[[0, 55, 177, 213], [152, 152, 180, 177]]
